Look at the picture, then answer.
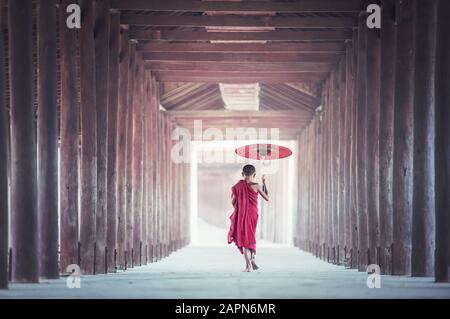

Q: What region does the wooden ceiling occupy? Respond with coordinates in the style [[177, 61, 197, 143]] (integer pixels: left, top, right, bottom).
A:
[[112, 0, 361, 139]]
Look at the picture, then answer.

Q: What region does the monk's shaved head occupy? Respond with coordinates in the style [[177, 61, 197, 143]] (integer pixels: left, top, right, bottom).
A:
[[242, 165, 256, 176]]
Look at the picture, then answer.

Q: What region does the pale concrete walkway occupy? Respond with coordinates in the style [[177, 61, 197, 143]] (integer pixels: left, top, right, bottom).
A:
[[1, 245, 450, 299]]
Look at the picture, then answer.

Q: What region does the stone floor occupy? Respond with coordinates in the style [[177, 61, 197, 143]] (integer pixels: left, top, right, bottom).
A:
[[1, 245, 450, 299]]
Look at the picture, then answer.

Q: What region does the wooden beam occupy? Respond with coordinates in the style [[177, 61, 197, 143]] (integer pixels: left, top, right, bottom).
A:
[[167, 110, 313, 119], [121, 14, 356, 29], [79, 0, 97, 275], [147, 62, 335, 73], [130, 29, 354, 42], [37, 0, 59, 280], [137, 42, 346, 54], [154, 71, 325, 78], [112, 0, 362, 13], [9, 0, 39, 283], [156, 76, 323, 84], [59, 0, 80, 275], [0, 0, 8, 290], [143, 52, 340, 63]]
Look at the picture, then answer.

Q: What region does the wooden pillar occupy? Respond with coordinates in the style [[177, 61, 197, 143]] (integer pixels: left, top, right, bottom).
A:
[[142, 72, 149, 264], [37, 0, 59, 279], [60, 0, 80, 273], [344, 40, 354, 257], [126, 42, 136, 266], [392, 0, 415, 276], [9, 0, 39, 283], [0, 0, 8, 289], [355, 14, 368, 271], [350, 30, 359, 269], [434, 0, 450, 283], [94, 0, 110, 274], [365, 27, 381, 266], [338, 58, 347, 263], [116, 28, 130, 270], [379, 0, 396, 275], [147, 74, 155, 262], [106, 12, 120, 272], [411, 0, 437, 277], [154, 78, 161, 260], [79, 0, 98, 275], [132, 56, 143, 266]]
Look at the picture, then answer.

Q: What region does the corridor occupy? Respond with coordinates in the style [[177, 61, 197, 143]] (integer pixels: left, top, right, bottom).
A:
[[1, 245, 450, 299], [1, 0, 450, 297]]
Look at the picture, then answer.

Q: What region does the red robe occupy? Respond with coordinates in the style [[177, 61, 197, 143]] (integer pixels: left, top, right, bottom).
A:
[[227, 180, 259, 254]]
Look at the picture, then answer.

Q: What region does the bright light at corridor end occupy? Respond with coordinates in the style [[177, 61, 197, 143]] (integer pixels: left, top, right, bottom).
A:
[[190, 140, 297, 246]]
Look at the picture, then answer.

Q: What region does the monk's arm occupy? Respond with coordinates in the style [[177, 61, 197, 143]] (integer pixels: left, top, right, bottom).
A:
[[257, 183, 269, 202], [231, 193, 237, 206]]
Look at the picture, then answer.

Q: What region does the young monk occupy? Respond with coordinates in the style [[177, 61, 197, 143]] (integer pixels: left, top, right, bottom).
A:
[[228, 165, 269, 272]]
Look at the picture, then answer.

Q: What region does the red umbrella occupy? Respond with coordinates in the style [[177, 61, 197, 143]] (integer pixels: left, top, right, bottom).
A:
[[235, 143, 292, 161]]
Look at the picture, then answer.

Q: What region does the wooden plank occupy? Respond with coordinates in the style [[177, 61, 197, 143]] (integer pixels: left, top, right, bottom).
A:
[[79, 0, 98, 275], [154, 71, 325, 78], [9, 0, 39, 283], [37, 0, 59, 280], [392, 0, 415, 276], [106, 12, 120, 272], [143, 52, 341, 63], [116, 29, 130, 270], [0, 0, 8, 289], [59, 0, 80, 274], [121, 14, 356, 29], [434, 0, 450, 283], [94, 0, 111, 275], [137, 42, 346, 54], [112, 0, 361, 13], [156, 76, 323, 84], [147, 62, 335, 73], [379, 0, 396, 275], [131, 29, 354, 42], [168, 110, 314, 119]]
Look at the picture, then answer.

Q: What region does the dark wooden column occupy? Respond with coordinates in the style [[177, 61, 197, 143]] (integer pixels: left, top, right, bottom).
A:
[[79, 0, 98, 275], [116, 28, 130, 270], [60, 0, 80, 273], [392, 0, 415, 276], [434, 0, 450, 283], [132, 56, 143, 266], [338, 58, 347, 262], [355, 14, 368, 271], [126, 42, 136, 266], [37, 0, 59, 279], [411, 0, 437, 278], [0, 0, 9, 289], [106, 12, 120, 272], [9, 0, 39, 283], [94, 0, 110, 274], [365, 27, 381, 266], [344, 40, 354, 257], [379, 0, 396, 275], [350, 30, 359, 269]]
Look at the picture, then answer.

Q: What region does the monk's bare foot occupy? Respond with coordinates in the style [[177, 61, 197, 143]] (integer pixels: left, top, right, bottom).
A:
[[251, 260, 259, 270]]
